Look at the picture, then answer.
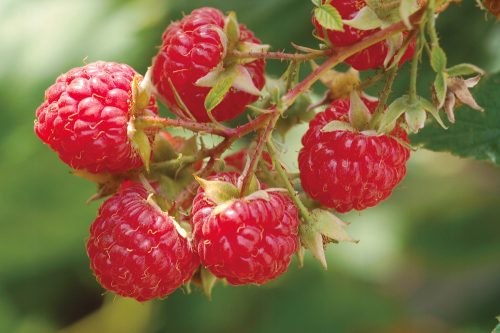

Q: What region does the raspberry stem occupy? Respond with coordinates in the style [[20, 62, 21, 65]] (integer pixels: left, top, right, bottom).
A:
[[370, 66, 398, 129], [266, 140, 314, 225], [239, 111, 280, 195], [409, 28, 424, 104], [231, 49, 332, 61]]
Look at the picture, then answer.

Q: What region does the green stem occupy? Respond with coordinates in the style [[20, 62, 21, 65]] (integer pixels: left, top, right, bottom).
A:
[[370, 66, 399, 128], [427, 0, 439, 45], [358, 70, 386, 90], [409, 39, 420, 104], [266, 140, 314, 225], [239, 111, 280, 195]]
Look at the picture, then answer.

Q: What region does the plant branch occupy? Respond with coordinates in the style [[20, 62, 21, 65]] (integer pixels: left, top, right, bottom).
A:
[[231, 49, 331, 61], [266, 140, 314, 225], [239, 110, 280, 195]]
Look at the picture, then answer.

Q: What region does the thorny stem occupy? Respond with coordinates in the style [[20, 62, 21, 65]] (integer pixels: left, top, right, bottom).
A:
[[136, 116, 230, 137], [231, 49, 332, 61], [358, 70, 386, 90], [409, 29, 423, 103], [137, 113, 271, 138], [239, 111, 280, 195], [370, 66, 399, 129]]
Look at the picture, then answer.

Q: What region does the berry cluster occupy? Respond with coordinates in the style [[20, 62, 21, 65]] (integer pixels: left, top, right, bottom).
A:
[[34, 1, 475, 301]]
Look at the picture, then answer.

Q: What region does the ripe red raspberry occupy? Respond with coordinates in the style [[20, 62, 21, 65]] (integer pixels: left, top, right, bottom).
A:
[[312, 0, 415, 70], [190, 173, 299, 285], [152, 7, 266, 122], [35, 61, 158, 174], [87, 181, 199, 301], [298, 98, 410, 213]]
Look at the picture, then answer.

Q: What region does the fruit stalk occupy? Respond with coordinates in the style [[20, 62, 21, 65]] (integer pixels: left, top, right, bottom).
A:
[[266, 140, 314, 225], [231, 49, 332, 61]]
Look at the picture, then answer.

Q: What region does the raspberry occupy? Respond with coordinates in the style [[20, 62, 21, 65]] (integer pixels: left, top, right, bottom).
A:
[[298, 98, 410, 213], [35, 61, 158, 174], [312, 0, 415, 70], [190, 173, 299, 285], [86, 181, 199, 301], [152, 7, 266, 122]]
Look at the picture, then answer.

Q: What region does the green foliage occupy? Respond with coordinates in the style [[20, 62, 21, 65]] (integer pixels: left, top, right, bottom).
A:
[[412, 71, 500, 165], [313, 3, 343, 31]]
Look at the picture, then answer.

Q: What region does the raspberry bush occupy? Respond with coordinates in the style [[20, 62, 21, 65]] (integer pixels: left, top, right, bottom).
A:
[[33, 1, 496, 301]]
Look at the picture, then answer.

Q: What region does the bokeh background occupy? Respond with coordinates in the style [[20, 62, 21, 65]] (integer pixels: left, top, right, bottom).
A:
[[1, 0, 499, 332]]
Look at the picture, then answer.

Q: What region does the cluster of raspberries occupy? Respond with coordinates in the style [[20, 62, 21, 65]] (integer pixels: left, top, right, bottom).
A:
[[34, 2, 412, 302]]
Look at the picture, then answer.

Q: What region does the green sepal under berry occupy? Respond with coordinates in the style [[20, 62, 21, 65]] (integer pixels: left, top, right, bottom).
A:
[[320, 91, 374, 134], [200, 266, 218, 300], [378, 95, 446, 134], [194, 176, 241, 205], [129, 125, 152, 171], [300, 209, 357, 269]]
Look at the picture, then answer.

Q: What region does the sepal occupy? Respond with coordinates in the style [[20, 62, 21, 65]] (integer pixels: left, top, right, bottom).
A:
[[200, 267, 218, 300], [194, 176, 240, 204], [299, 209, 357, 269]]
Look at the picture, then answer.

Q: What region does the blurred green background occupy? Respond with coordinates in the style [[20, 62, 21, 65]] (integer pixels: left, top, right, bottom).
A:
[[1, 0, 499, 332]]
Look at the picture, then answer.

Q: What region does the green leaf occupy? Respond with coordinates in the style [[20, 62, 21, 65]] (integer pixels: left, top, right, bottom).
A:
[[434, 71, 447, 108], [204, 70, 237, 113], [446, 63, 485, 77], [431, 45, 447, 73], [378, 95, 410, 133], [411, 71, 500, 165], [314, 5, 344, 31]]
